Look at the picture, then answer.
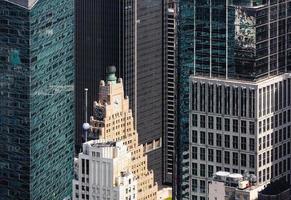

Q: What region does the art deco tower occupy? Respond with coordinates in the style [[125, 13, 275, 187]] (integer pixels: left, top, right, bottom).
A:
[[88, 67, 158, 200], [0, 0, 74, 199]]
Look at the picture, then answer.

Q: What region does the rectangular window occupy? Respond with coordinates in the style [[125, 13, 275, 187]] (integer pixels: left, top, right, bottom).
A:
[[200, 148, 205, 160], [249, 121, 255, 135], [249, 138, 255, 151], [225, 118, 230, 131], [200, 83, 206, 111], [241, 154, 247, 167], [192, 146, 198, 159], [233, 119, 238, 132], [259, 121, 262, 134], [249, 89, 255, 118], [208, 84, 214, 112], [216, 117, 222, 130], [208, 132, 214, 145], [275, 114, 278, 127], [233, 136, 238, 149], [192, 82, 198, 110], [192, 179, 198, 192], [225, 135, 230, 148], [241, 120, 247, 133], [233, 152, 238, 165], [225, 151, 230, 164], [200, 115, 206, 128], [192, 130, 198, 143], [192, 114, 198, 127], [200, 131, 206, 144], [216, 85, 222, 114], [241, 88, 247, 117], [241, 137, 247, 150], [208, 149, 214, 162], [200, 180, 206, 193], [192, 163, 197, 175], [233, 87, 239, 116], [249, 155, 255, 168], [86, 160, 89, 175], [200, 164, 206, 177], [216, 133, 222, 147], [208, 116, 214, 129], [208, 165, 214, 177], [216, 150, 222, 163], [82, 159, 85, 174], [225, 86, 231, 115]]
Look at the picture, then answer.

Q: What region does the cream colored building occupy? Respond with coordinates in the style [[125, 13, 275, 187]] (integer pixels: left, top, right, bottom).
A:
[[72, 140, 137, 200], [89, 69, 158, 200]]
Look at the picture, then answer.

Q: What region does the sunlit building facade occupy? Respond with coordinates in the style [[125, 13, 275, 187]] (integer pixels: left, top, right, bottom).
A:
[[87, 68, 158, 200]]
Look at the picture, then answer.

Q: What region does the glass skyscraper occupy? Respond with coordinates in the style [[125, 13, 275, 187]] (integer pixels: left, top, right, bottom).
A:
[[0, 0, 74, 199], [177, 0, 291, 199]]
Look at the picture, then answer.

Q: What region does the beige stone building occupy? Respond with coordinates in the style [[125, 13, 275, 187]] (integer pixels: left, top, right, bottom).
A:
[[89, 68, 158, 200]]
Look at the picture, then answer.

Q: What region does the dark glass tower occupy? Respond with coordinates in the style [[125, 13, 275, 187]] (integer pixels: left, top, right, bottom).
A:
[[0, 0, 74, 199], [75, 0, 136, 150], [136, 0, 167, 186], [76, 0, 167, 186], [176, 0, 291, 198]]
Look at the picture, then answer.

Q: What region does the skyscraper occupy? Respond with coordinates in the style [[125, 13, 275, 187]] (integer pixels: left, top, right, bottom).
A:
[[177, 0, 291, 199], [87, 68, 158, 199], [76, 0, 167, 186], [75, 0, 136, 149], [0, 0, 74, 199], [136, 0, 167, 186]]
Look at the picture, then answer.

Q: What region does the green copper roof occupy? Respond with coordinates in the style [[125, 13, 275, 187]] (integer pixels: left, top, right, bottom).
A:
[[107, 65, 117, 84]]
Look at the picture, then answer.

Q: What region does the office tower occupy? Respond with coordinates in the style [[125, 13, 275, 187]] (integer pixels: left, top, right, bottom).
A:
[[72, 140, 137, 200], [163, 3, 177, 185], [0, 0, 74, 199], [177, 0, 291, 199], [136, 0, 166, 186], [190, 74, 291, 199], [88, 69, 158, 199], [76, 0, 167, 186], [75, 0, 137, 149]]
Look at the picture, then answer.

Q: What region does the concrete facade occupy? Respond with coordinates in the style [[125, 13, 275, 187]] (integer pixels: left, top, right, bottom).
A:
[[189, 74, 291, 199], [72, 140, 137, 200]]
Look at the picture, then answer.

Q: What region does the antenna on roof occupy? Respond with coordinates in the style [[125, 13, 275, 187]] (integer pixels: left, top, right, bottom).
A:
[[83, 88, 90, 142]]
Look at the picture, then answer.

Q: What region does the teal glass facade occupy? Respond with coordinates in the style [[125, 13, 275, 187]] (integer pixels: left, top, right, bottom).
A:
[[177, 0, 291, 199], [0, 0, 74, 199]]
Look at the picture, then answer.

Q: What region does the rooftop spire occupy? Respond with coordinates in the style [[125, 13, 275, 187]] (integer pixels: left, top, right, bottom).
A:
[[106, 66, 117, 84]]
